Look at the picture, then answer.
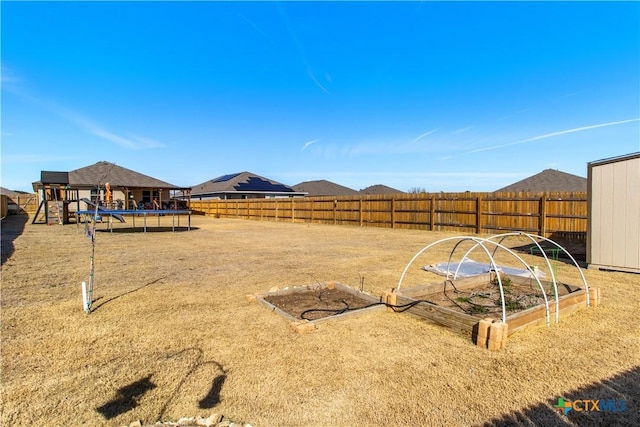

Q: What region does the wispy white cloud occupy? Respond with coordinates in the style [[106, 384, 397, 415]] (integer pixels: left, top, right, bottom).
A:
[[56, 107, 165, 150], [314, 136, 455, 158], [306, 68, 330, 94], [412, 128, 439, 143], [340, 141, 413, 156], [302, 139, 319, 151], [276, 2, 330, 95], [451, 126, 473, 135], [467, 118, 640, 154], [124, 133, 165, 149], [0, 66, 21, 83], [5, 82, 165, 150], [237, 13, 270, 40], [496, 107, 533, 122]]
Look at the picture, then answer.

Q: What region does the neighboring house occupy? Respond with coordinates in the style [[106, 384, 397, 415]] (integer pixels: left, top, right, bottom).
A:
[[292, 180, 359, 197], [32, 161, 188, 222], [495, 169, 587, 193], [190, 172, 306, 200], [359, 184, 405, 195]]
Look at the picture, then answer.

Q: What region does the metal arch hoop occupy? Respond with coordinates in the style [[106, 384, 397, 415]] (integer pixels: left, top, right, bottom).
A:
[[396, 234, 589, 325]]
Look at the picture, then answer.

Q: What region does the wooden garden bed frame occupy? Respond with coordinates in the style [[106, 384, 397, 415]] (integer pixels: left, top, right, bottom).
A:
[[252, 281, 386, 333], [384, 274, 600, 350]]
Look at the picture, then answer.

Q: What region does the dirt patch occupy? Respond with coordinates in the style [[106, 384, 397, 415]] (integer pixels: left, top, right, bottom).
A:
[[421, 277, 578, 317], [263, 286, 376, 321]]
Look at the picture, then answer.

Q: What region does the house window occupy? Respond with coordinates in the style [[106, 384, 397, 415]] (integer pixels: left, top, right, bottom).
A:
[[142, 191, 151, 204], [90, 188, 101, 203]]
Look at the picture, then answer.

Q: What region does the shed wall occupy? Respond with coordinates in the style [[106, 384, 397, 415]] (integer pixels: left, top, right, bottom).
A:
[[588, 154, 640, 272]]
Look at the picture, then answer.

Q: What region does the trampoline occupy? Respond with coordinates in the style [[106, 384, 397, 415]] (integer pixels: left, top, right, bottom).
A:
[[76, 209, 192, 233]]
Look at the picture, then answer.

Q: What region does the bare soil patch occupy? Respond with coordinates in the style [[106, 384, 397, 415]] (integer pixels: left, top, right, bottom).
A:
[[263, 286, 376, 321], [422, 277, 578, 316]]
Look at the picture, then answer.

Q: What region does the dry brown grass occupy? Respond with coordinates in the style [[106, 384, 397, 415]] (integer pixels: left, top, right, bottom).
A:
[[1, 214, 638, 426]]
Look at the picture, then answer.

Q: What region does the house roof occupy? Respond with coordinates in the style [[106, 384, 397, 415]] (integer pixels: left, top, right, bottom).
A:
[[71, 161, 181, 188], [191, 172, 304, 197], [359, 184, 405, 195], [495, 169, 587, 193], [0, 187, 30, 197], [292, 180, 359, 196], [33, 161, 183, 190]]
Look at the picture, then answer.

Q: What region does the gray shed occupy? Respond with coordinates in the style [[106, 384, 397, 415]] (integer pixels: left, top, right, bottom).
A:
[[587, 152, 640, 273]]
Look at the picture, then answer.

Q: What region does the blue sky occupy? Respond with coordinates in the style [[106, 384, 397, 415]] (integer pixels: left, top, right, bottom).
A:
[[2, 1, 639, 193]]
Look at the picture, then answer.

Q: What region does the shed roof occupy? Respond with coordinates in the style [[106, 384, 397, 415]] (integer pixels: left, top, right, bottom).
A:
[[495, 169, 587, 193], [40, 171, 70, 185], [292, 180, 359, 196], [588, 152, 640, 168]]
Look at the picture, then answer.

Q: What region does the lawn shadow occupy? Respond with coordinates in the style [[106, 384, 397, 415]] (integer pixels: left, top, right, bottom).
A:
[[199, 373, 227, 409], [94, 349, 226, 422], [510, 238, 587, 267], [479, 365, 639, 426], [96, 226, 198, 233], [90, 273, 173, 313], [96, 375, 156, 420], [1, 214, 28, 267], [158, 348, 226, 419]]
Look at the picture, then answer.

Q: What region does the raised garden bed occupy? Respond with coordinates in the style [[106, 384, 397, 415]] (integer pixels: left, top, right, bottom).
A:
[[255, 281, 385, 332], [388, 273, 599, 350], [387, 233, 601, 350]]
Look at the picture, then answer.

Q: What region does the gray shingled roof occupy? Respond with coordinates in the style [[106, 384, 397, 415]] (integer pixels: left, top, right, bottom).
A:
[[0, 187, 30, 197], [67, 161, 181, 188], [292, 180, 359, 196], [359, 184, 405, 195], [191, 172, 304, 197], [495, 169, 587, 192]]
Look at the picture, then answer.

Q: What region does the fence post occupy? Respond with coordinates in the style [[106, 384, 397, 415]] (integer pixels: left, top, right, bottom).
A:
[[476, 196, 482, 234], [430, 195, 436, 231], [391, 197, 396, 229], [359, 197, 363, 227], [310, 199, 314, 223], [539, 193, 547, 237]]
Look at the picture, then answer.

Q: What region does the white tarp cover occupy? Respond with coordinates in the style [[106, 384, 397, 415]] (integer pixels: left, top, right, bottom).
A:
[[422, 257, 545, 279]]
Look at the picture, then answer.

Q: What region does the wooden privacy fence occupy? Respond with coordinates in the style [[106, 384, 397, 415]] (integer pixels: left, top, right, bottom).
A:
[[2, 194, 39, 217], [189, 192, 588, 242]]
